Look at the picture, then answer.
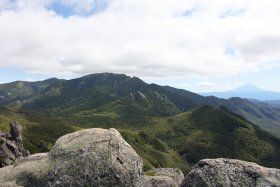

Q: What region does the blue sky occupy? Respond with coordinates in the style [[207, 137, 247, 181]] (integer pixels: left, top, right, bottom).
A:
[[0, 0, 280, 92], [47, 0, 108, 17]]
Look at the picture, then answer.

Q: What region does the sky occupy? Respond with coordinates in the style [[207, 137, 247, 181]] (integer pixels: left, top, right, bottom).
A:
[[0, 0, 280, 92]]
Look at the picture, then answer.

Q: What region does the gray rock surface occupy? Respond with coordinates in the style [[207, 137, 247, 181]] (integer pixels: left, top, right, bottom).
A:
[[9, 122, 23, 151], [0, 122, 28, 167], [140, 168, 184, 187], [181, 158, 280, 187], [0, 128, 143, 187]]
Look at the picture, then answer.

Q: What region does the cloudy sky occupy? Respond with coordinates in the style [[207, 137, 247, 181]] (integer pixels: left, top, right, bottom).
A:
[[0, 0, 280, 92]]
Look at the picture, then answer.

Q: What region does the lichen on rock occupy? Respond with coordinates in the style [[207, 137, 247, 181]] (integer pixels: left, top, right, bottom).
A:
[[140, 168, 184, 187], [0, 128, 143, 187], [181, 158, 280, 187]]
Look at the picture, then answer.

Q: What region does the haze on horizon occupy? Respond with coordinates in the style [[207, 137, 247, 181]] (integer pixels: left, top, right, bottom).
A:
[[0, 0, 280, 92]]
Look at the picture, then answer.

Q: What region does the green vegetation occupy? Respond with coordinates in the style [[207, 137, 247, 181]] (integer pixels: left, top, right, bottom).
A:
[[1, 73, 280, 172], [0, 107, 79, 153], [119, 129, 190, 173], [2, 104, 280, 173]]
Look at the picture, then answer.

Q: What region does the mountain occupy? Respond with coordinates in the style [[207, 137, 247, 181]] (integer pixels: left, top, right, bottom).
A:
[[15, 73, 147, 115], [202, 84, 280, 101], [1, 73, 280, 171], [0, 78, 62, 106], [1, 73, 280, 137], [262, 100, 280, 109]]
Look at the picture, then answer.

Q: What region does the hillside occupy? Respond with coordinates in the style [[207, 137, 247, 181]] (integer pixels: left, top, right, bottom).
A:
[[0, 78, 61, 106], [226, 97, 280, 137], [0, 107, 79, 153], [1, 73, 280, 137], [2, 104, 280, 172], [263, 100, 280, 109], [15, 73, 146, 115], [1, 73, 280, 171], [156, 106, 280, 168]]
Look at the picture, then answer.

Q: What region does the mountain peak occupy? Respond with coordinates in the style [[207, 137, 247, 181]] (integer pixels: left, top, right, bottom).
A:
[[231, 84, 264, 92]]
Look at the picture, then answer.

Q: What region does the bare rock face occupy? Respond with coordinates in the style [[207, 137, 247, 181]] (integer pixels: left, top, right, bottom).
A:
[[0, 122, 28, 168], [181, 158, 280, 187], [140, 168, 184, 187], [9, 122, 23, 151], [0, 128, 143, 187]]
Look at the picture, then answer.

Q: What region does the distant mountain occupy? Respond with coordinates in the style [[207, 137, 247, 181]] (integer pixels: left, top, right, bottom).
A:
[[202, 84, 280, 101]]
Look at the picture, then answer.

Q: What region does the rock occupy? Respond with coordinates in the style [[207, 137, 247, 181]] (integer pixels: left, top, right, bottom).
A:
[[0, 122, 28, 168], [153, 168, 184, 186], [0, 131, 6, 138], [140, 168, 184, 187], [181, 158, 280, 187], [140, 176, 177, 187], [10, 122, 23, 150], [0, 128, 143, 187]]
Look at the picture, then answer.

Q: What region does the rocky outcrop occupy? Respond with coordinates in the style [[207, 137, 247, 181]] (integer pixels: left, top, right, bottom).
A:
[[0, 122, 28, 167], [3, 126, 280, 187], [0, 128, 143, 187], [9, 122, 23, 150], [181, 158, 280, 187], [140, 168, 184, 187]]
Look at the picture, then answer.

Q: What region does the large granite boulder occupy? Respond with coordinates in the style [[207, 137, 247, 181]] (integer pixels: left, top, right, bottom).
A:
[[0, 122, 28, 167], [181, 158, 280, 187], [0, 128, 143, 187], [140, 168, 184, 187]]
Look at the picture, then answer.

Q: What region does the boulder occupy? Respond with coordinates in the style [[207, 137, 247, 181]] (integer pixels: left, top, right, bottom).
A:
[[181, 158, 280, 187], [0, 122, 28, 167], [0, 128, 143, 187], [140, 168, 184, 187], [140, 176, 177, 187]]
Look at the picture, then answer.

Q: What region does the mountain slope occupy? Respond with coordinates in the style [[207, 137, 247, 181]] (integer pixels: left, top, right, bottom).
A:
[[0, 106, 189, 173], [0, 107, 79, 153], [143, 106, 280, 168], [2, 104, 280, 172], [225, 97, 280, 137], [19, 73, 147, 115], [1, 73, 280, 138], [0, 78, 61, 106], [263, 100, 280, 109]]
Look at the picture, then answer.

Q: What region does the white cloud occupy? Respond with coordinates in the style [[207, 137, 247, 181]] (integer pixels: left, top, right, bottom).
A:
[[0, 0, 280, 81]]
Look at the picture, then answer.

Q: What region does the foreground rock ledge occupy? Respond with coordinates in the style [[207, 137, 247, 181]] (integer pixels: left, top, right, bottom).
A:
[[0, 121, 29, 167], [181, 158, 280, 187], [140, 168, 184, 187], [0, 128, 143, 187]]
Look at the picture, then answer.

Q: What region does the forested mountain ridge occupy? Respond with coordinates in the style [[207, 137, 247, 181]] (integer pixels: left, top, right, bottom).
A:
[[1, 73, 279, 137], [1, 73, 280, 171]]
